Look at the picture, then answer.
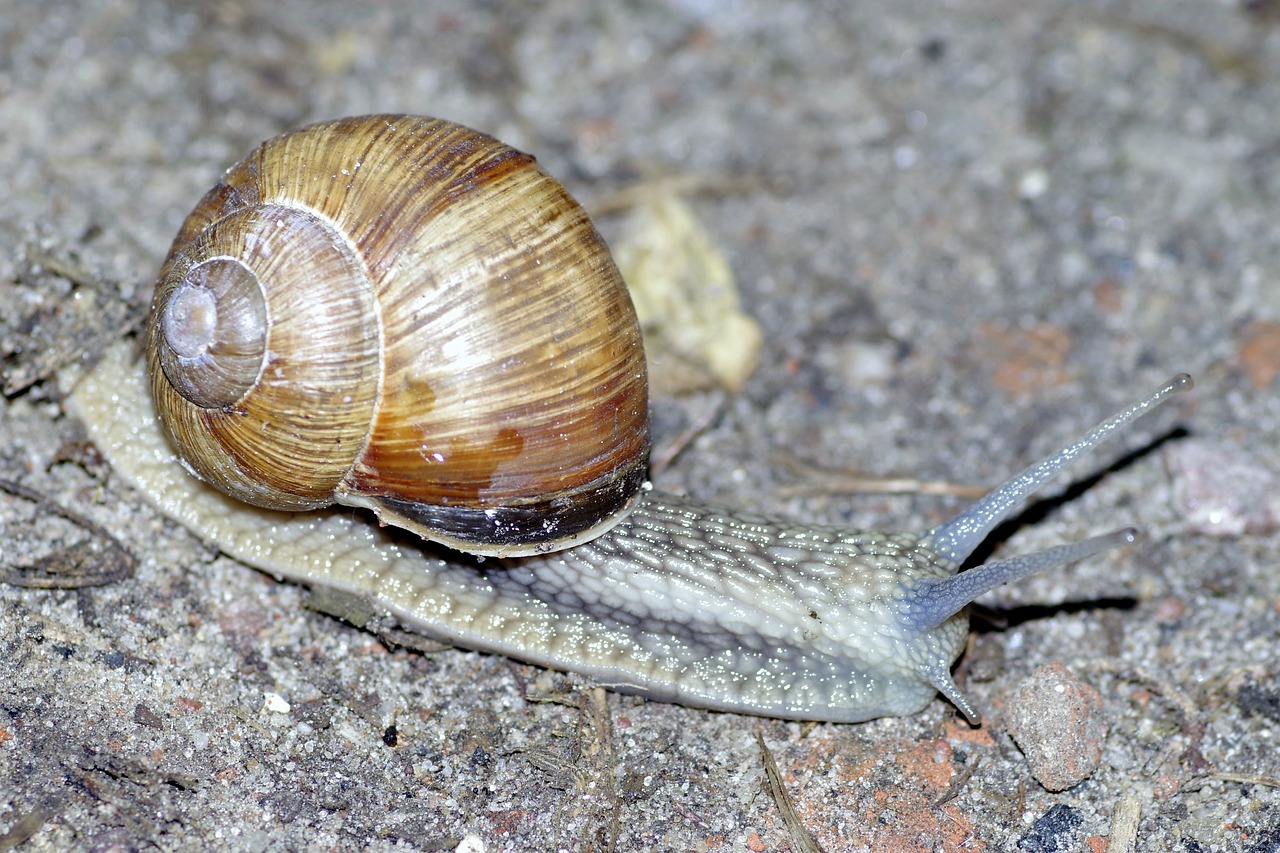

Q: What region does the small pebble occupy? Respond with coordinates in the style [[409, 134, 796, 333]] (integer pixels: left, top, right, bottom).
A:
[[1006, 663, 1109, 791], [1237, 319, 1280, 388], [1167, 438, 1280, 536], [1017, 804, 1083, 852], [263, 692, 290, 714]]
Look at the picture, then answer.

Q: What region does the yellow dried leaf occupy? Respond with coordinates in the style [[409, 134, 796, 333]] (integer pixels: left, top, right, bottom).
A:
[[612, 190, 761, 394]]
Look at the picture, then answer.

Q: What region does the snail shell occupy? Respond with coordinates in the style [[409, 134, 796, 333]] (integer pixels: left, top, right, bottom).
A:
[[148, 116, 648, 557], [68, 114, 1192, 723]]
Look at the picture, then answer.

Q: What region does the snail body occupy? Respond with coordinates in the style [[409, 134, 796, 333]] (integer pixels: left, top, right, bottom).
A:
[[70, 115, 1190, 722]]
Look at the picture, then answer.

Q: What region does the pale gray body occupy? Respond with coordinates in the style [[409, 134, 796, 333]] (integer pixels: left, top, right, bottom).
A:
[[432, 494, 966, 721]]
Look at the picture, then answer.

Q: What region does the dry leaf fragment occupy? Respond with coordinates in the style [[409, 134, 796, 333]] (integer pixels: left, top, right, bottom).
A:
[[612, 190, 762, 394]]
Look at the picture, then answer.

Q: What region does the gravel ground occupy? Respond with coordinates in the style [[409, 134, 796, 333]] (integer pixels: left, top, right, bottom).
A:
[[2, 0, 1279, 850]]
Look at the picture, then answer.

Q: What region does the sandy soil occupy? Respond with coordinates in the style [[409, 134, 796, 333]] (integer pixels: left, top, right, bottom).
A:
[[2, 0, 1279, 850]]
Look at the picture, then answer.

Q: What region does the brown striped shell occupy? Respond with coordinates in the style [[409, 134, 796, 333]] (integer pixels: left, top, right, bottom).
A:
[[147, 115, 650, 557]]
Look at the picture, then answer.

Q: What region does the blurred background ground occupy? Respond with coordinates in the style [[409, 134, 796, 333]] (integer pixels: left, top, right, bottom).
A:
[[1, 0, 1279, 850]]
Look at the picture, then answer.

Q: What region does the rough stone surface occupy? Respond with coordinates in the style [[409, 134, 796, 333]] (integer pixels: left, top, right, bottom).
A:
[[1007, 663, 1109, 791], [1167, 438, 1280, 536], [1016, 803, 1084, 852]]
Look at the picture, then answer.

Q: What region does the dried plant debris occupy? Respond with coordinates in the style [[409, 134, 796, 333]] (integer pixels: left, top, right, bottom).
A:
[[1104, 792, 1142, 853], [755, 733, 822, 853], [0, 239, 136, 396], [0, 478, 135, 588], [610, 187, 762, 395]]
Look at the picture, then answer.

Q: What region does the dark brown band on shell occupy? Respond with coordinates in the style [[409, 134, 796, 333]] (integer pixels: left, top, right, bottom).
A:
[[353, 451, 649, 555]]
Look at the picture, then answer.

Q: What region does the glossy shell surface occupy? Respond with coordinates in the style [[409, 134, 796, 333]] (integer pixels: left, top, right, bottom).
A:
[[148, 115, 649, 556]]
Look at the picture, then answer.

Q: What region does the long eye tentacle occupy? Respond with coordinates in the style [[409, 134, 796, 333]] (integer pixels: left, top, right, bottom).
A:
[[924, 373, 1191, 567], [902, 527, 1137, 631], [889, 374, 1191, 723]]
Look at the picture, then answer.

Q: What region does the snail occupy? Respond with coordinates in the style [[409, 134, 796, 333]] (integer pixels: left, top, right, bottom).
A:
[[67, 115, 1191, 723]]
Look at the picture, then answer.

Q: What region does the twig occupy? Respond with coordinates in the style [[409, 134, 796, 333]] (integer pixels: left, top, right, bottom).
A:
[[756, 731, 823, 853], [0, 478, 135, 588], [1104, 790, 1142, 853]]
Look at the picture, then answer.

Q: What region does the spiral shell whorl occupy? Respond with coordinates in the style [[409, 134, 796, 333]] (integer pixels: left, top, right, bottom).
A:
[[156, 258, 266, 408], [149, 203, 381, 509], [147, 115, 649, 555]]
